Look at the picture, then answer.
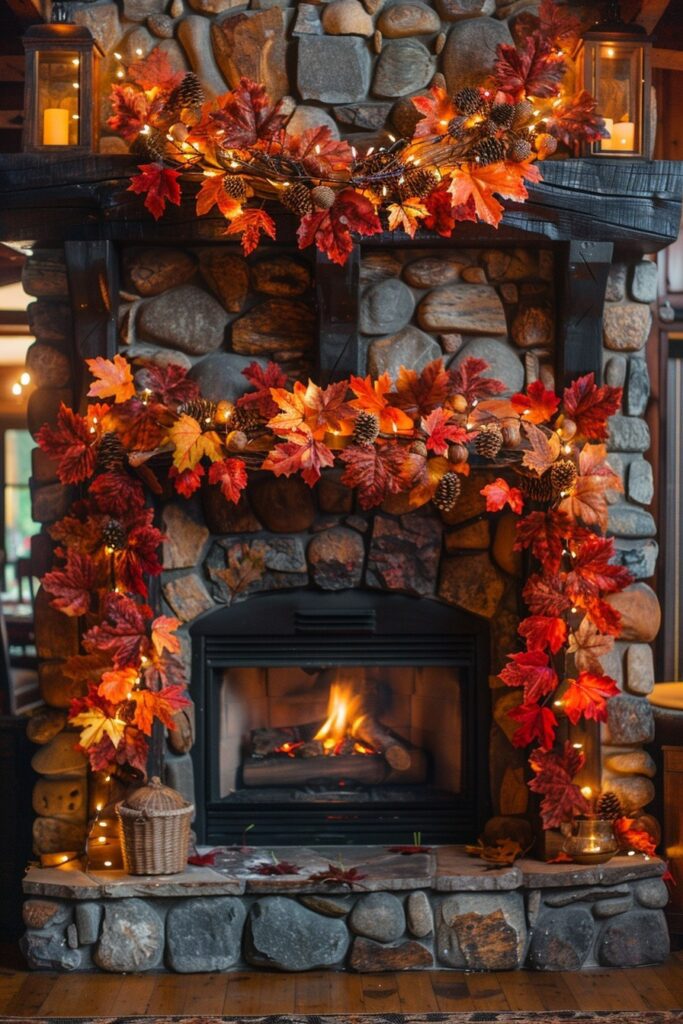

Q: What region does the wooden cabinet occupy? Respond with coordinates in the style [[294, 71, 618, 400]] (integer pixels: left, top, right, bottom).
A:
[[663, 745, 683, 936]]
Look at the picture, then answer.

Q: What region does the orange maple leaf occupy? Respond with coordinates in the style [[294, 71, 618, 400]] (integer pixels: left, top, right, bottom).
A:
[[268, 379, 352, 440], [387, 200, 429, 239], [98, 667, 139, 704], [349, 373, 413, 434], [521, 421, 561, 476], [86, 354, 136, 404], [448, 160, 541, 228], [196, 172, 244, 219], [559, 443, 622, 531], [151, 615, 181, 657], [167, 414, 224, 473]]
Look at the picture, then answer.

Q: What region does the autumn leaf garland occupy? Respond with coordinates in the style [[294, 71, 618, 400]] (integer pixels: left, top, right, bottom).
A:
[[36, 352, 631, 831]]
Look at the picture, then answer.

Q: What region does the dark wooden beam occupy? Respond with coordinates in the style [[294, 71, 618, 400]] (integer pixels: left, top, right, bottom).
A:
[[652, 48, 683, 71], [316, 244, 361, 384], [636, 0, 671, 33], [555, 240, 614, 388]]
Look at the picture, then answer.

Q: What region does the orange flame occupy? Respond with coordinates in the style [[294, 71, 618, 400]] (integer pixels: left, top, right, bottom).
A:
[[314, 681, 366, 753]]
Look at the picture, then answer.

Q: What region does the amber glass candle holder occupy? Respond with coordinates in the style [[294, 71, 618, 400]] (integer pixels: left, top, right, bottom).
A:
[[563, 817, 619, 865]]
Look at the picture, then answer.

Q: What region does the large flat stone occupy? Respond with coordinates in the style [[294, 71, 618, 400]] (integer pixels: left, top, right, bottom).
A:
[[126, 247, 197, 296], [245, 896, 349, 970], [307, 527, 364, 590], [162, 505, 209, 570], [21, 931, 82, 971], [608, 416, 650, 453], [366, 513, 441, 597], [418, 284, 506, 334], [607, 504, 656, 538], [139, 285, 229, 355], [231, 299, 315, 356], [439, 552, 506, 619], [162, 573, 214, 622], [367, 326, 441, 379], [350, 936, 432, 970], [596, 909, 669, 967], [527, 907, 594, 970], [600, 773, 655, 813], [373, 39, 435, 97], [198, 250, 250, 313], [360, 278, 415, 335], [188, 352, 267, 403], [442, 16, 512, 94], [403, 255, 469, 288], [436, 892, 526, 969], [449, 338, 524, 394], [211, 9, 289, 102], [94, 899, 164, 972], [603, 694, 655, 746], [297, 36, 371, 103], [166, 897, 246, 972], [606, 583, 661, 642]]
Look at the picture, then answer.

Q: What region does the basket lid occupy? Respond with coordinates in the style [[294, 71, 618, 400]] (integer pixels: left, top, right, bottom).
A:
[[122, 776, 188, 812]]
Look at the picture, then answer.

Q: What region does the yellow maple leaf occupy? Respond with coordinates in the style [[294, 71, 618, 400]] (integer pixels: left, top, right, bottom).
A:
[[387, 200, 429, 239], [168, 414, 224, 473], [71, 707, 126, 749], [86, 354, 136, 404]]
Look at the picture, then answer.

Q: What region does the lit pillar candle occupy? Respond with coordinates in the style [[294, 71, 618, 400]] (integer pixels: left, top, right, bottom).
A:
[[613, 122, 635, 150], [601, 118, 615, 150], [43, 107, 69, 146]]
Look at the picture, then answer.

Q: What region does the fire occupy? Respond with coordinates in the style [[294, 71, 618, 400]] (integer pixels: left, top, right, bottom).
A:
[[314, 681, 373, 756]]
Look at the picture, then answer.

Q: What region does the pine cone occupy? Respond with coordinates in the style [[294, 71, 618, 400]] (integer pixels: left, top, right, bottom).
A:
[[231, 405, 265, 438], [454, 87, 484, 116], [170, 72, 204, 112], [353, 411, 380, 446], [447, 115, 468, 140], [102, 518, 127, 551], [409, 440, 428, 458], [518, 470, 554, 504], [177, 399, 218, 426], [512, 99, 534, 130], [130, 128, 166, 163], [489, 103, 515, 129], [398, 168, 439, 200], [550, 459, 578, 495], [596, 791, 623, 822], [97, 432, 126, 472], [223, 175, 247, 201], [311, 185, 336, 210], [280, 182, 313, 217], [474, 423, 504, 459], [434, 472, 461, 512], [474, 137, 505, 166], [509, 136, 533, 163]]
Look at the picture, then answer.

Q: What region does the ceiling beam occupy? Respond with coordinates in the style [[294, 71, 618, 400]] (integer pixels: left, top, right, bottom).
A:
[[636, 0, 671, 34], [4, 0, 42, 25], [0, 56, 24, 82], [652, 47, 683, 71]]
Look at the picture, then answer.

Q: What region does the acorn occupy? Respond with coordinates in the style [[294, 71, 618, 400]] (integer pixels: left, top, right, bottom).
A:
[[226, 429, 248, 451], [501, 422, 521, 449], [448, 442, 469, 464], [512, 99, 534, 130], [433, 472, 461, 512], [409, 439, 428, 458], [560, 417, 577, 440], [216, 400, 235, 425], [311, 185, 336, 210], [450, 394, 468, 413]]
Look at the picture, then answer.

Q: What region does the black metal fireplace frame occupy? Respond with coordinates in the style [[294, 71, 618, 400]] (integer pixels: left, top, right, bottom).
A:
[[190, 590, 490, 845]]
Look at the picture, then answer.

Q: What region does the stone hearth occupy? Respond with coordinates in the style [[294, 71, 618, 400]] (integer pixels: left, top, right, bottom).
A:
[[21, 848, 670, 973]]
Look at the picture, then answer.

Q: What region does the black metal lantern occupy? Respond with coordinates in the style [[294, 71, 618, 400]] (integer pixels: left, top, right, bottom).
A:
[[577, 1, 652, 158], [22, 22, 102, 154]]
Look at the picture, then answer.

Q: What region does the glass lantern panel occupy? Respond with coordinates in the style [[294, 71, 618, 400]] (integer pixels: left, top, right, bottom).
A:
[[593, 42, 643, 155], [36, 49, 81, 146]]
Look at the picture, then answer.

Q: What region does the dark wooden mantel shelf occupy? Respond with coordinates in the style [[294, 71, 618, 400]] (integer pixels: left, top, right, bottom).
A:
[[0, 155, 681, 256]]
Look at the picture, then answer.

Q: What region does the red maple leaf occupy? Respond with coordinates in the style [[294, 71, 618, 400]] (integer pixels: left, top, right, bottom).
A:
[[209, 77, 288, 148], [225, 208, 276, 256], [262, 430, 335, 487], [565, 535, 633, 606], [564, 671, 620, 725], [107, 84, 149, 140], [394, 359, 450, 417], [481, 478, 524, 514], [104, 397, 170, 452], [410, 81, 456, 137], [297, 188, 381, 266], [421, 408, 467, 456], [36, 404, 98, 485], [168, 464, 205, 497], [128, 48, 185, 91], [42, 550, 99, 617], [514, 509, 573, 573], [284, 126, 353, 178], [89, 471, 146, 518], [340, 442, 418, 510], [83, 592, 152, 668], [562, 373, 622, 441], [613, 817, 658, 857], [128, 163, 181, 221], [511, 380, 560, 425], [509, 702, 557, 750], [545, 90, 608, 146], [135, 363, 200, 408], [237, 361, 288, 418], [449, 357, 506, 405], [253, 860, 302, 876], [308, 864, 367, 886], [208, 457, 248, 504], [583, 596, 623, 637], [494, 36, 564, 101], [113, 511, 164, 597], [195, 172, 243, 220], [528, 741, 591, 829], [422, 186, 458, 237], [523, 572, 571, 617], [500, 649, 559, 704], [518, 615, 567, 655]]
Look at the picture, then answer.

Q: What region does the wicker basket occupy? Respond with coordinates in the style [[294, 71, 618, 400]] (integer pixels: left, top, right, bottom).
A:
[[117, 777, 194, 875]]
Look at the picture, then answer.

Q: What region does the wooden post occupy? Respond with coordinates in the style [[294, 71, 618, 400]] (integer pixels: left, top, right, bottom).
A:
[[316, 244, 361, 384], [556, 239, 613, 388]]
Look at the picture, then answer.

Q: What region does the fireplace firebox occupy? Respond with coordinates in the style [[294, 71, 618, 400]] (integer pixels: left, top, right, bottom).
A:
[[190, 591, 490, 845]]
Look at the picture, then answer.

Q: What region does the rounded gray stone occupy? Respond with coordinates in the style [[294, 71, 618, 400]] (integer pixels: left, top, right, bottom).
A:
[[592, 896, 632, 918], [607, 505, 656, 538], [20, 931, 82, 971], [604, 355, 627, 388], [360, 279, 415, 335], [606, 263, 627, 302], [406, 891, 433, 938], [449, 338, 524, 395], [604, 694, 655, 746], [612, 538, 658, 580], [626, 357, 650, 417], [634, 878, 669, 909], [297, 36, 371, 103], [625, 643, 654, 695], [368, 326, 441, 380], [373, 39, 435, 97], [349, 892, 406, 942], [442, 17, 512, 94], [600, 774, 655, 813], [94, 899, 164, 972], [607, 416, 650, 453], [628, 459, 654, 505], [604, 749, 656, 777], [527, 908, 594, 970], [245, 896, 349, 970], [597, 909, 670, 967], [606, 582, 661, 642], [138, 285, 229, 355], [630, 260, 658, 304], [75, 902, 103, 946], [188, 352, 268, 403], [166, 897, 246, 972]]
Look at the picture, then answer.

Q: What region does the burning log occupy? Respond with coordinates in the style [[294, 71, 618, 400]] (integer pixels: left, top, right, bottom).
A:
[[242, 750, 427, 787], [351, 714, 412, 772]]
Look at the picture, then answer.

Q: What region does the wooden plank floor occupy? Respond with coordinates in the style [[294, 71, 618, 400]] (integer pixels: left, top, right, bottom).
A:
[[0, 952, 682, 1016]]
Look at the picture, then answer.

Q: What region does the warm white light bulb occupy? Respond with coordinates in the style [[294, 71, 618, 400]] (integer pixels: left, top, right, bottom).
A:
[[20, 372, 30, 386]]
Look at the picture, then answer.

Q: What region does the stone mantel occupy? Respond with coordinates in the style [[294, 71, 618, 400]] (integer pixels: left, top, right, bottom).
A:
[[0, 155, 681, 256]]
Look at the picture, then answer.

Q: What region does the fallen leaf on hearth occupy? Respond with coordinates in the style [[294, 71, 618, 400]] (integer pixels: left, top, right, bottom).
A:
[[308, 863, 368, 886], [387, 844, 433, 855], [188, 849, 221, 866], [521, 421, 561, 476], [465, 838, 525, 866], [253, 860, 302, 875]]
